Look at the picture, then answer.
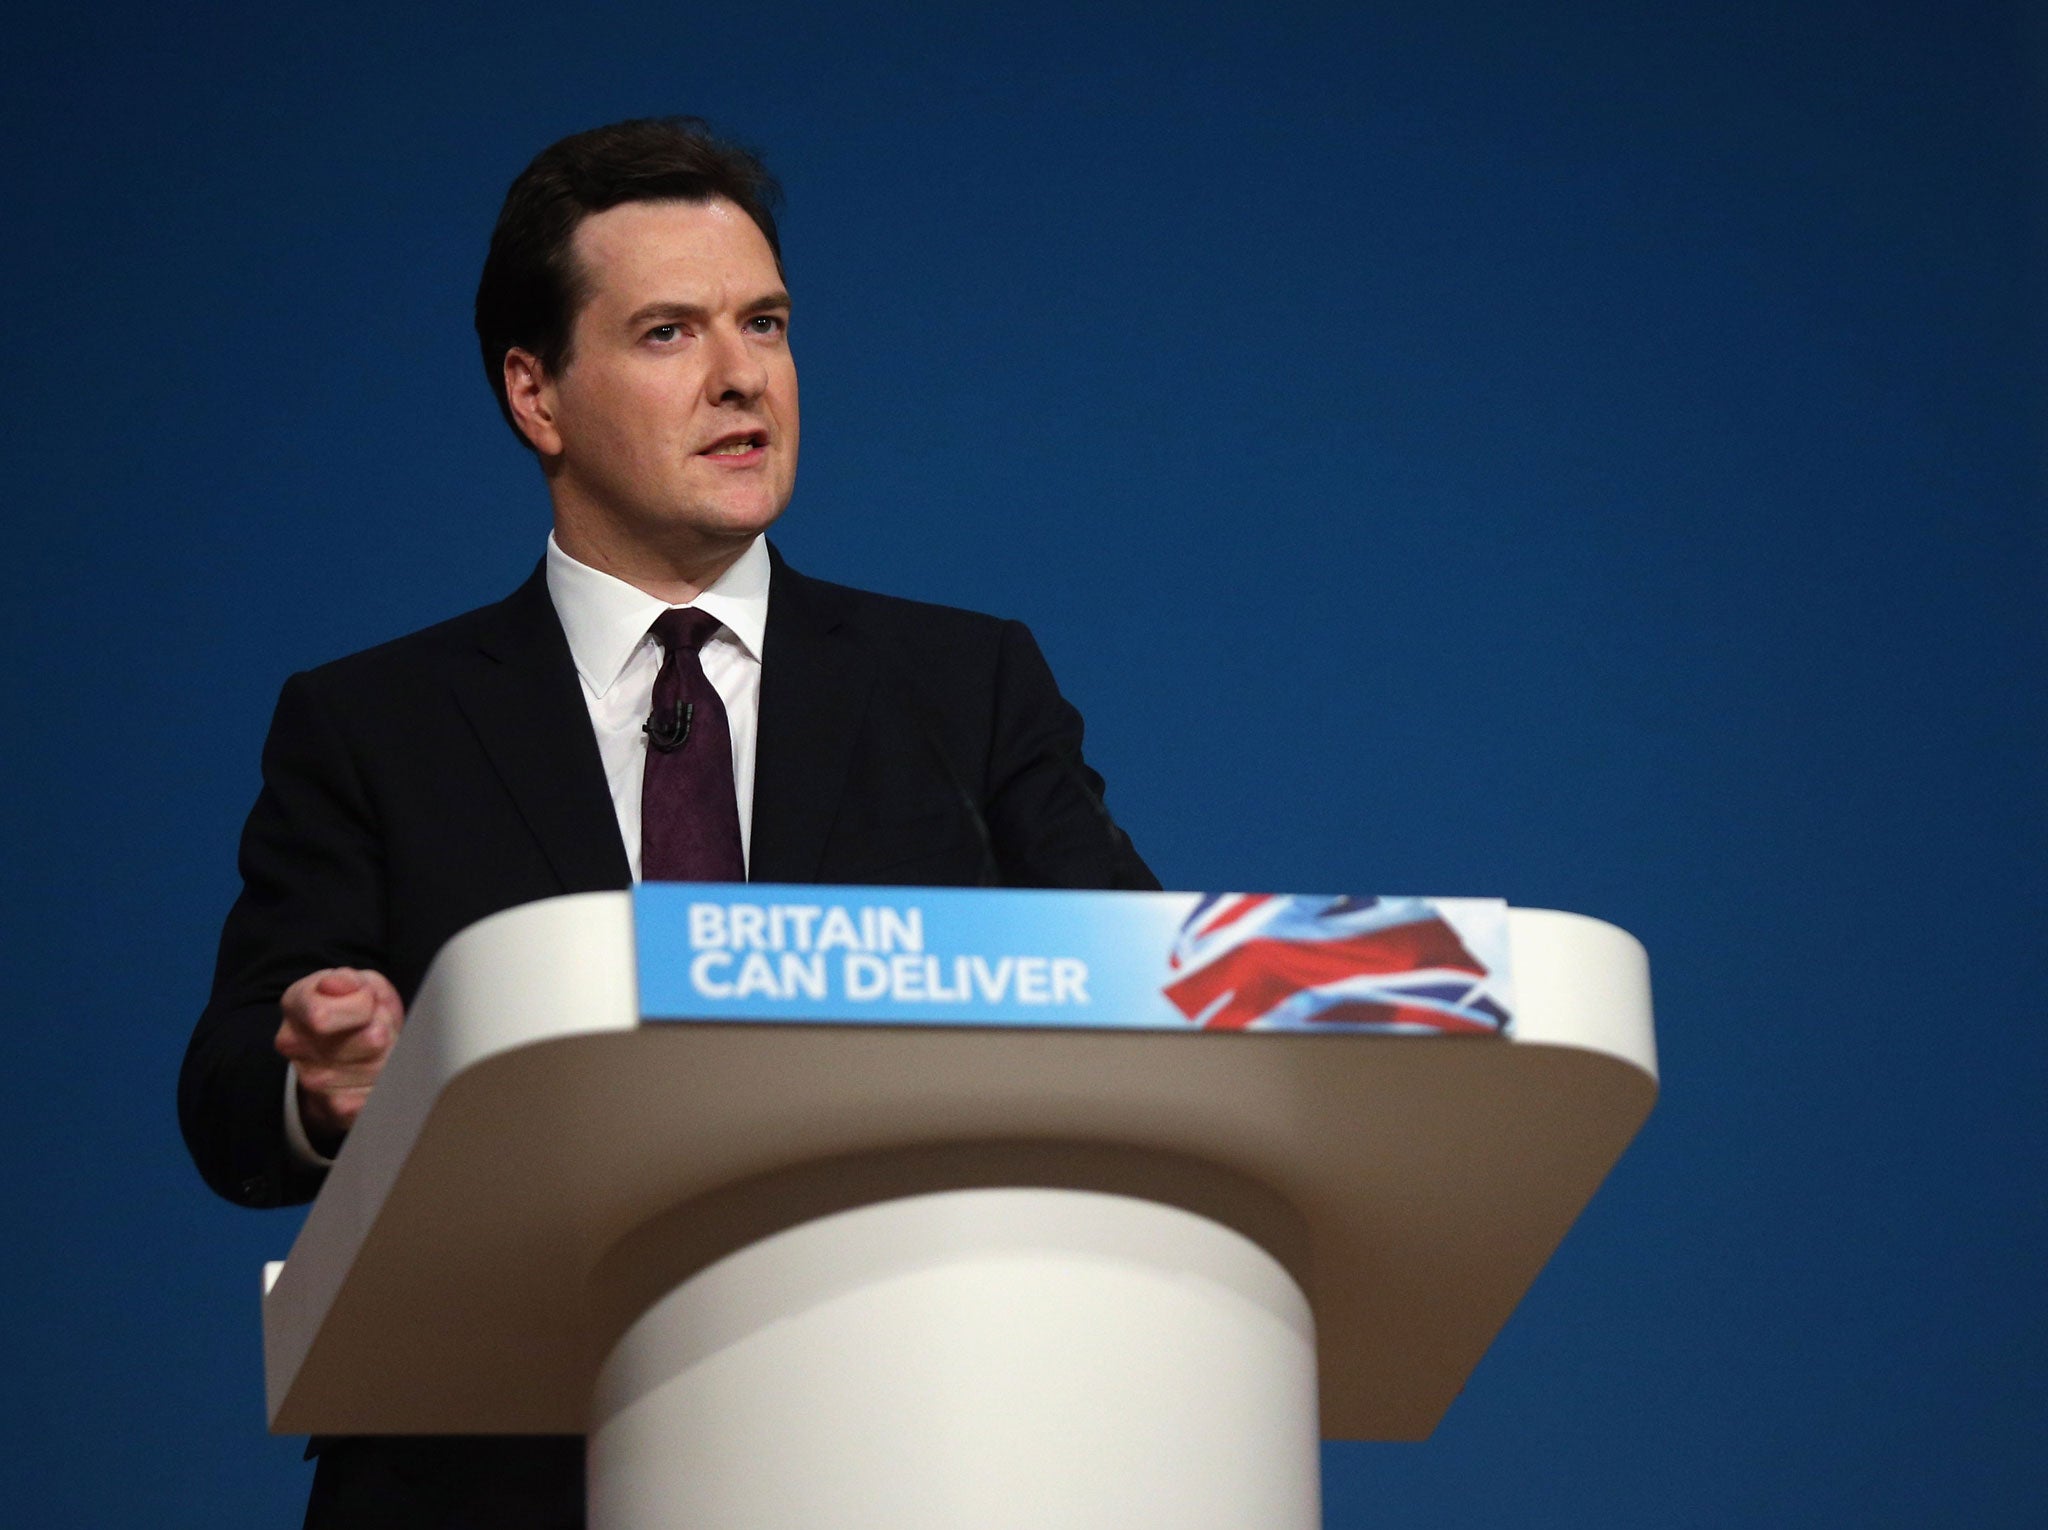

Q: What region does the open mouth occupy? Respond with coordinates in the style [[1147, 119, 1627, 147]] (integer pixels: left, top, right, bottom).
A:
[[700, 431, 767, 457]]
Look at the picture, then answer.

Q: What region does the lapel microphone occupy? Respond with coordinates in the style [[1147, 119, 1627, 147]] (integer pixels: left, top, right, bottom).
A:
[[644, 700, 694, 753]]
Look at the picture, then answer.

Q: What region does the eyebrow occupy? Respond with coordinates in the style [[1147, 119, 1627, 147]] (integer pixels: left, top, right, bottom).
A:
[[623, 292, 792, 329]]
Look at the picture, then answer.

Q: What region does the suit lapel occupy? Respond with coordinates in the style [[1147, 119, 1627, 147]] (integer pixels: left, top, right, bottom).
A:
[[749, 547, 875, 883], [446, 564, 633, 893]]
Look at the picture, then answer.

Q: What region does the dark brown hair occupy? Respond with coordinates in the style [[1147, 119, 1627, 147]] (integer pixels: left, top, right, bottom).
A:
[[473, 117, 784, 449]]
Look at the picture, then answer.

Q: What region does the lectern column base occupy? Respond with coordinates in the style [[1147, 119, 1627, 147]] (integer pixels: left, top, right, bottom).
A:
[[588, 1187, 1320, 1530]]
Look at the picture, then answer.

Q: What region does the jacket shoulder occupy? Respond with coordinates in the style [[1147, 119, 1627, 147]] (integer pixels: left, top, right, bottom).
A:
[[776, 560, 1017, 647]]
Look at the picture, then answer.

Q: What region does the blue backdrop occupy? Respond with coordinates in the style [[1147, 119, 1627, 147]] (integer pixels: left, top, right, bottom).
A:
[[5, 2, 2042, 1523]]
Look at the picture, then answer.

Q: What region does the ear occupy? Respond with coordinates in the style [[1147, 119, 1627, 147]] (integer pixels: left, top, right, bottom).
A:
[[503, 347, 564, 456]]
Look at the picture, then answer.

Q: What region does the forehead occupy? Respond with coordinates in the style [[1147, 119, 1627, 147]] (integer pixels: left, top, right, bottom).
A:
[[569, 198, 782, 308]]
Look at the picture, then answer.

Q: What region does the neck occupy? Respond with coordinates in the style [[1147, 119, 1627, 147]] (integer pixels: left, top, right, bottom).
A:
[[551, 514, 754, 604]]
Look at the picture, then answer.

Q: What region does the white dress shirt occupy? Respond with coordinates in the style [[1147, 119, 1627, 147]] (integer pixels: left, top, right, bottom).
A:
[[285, 533, 771, 1165], [543, 530, 769, 879]]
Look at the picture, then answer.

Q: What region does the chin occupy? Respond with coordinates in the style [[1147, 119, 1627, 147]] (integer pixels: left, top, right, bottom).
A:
[[707, 488, 794, 536], [662, 503, 787, 545]]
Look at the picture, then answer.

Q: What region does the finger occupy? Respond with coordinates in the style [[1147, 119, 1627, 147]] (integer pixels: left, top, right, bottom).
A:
[[279, 1001, 400, 1064], [314, 968, 366, 998], [282, 970, 362, 1026], [309, 1020, 400, 1068], [277, 1017, 366, 1065], [292, 986, 381, 1041], [296, 1058, 390, 1099], [358, 970, 407, 1029]]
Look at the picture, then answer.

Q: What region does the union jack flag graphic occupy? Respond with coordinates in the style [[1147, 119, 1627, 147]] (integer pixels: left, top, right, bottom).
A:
[[1162, 894, 1512, 1034]]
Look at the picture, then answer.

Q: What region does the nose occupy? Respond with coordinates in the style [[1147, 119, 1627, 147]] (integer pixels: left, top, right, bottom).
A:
[[704, 320, 768, 405]]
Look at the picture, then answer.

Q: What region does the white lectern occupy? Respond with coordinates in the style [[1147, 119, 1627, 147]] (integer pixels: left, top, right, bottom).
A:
[[261, 888, 1656, 1529]]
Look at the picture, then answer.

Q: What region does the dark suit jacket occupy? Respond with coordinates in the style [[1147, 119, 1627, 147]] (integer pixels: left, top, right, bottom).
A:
[[180, 544, 1157, 1210]]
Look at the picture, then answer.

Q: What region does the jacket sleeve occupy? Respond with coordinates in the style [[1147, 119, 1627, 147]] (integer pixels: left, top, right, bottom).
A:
[[179, 671, 389, 1208], [982, 621, 1160, 893]]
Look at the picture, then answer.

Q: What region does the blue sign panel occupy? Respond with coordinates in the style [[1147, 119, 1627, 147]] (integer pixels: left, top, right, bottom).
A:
[[634, 886, 1513, 1035]]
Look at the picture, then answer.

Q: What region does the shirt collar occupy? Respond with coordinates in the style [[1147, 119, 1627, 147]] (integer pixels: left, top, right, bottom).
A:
[[545, 532, 771, 698]]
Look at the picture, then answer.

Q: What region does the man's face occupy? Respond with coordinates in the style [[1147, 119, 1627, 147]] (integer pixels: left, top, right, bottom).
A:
[[522, 197, 798, 561]]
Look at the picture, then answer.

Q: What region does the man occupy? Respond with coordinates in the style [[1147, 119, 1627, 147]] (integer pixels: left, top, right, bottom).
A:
[[179, 118, 1156, 1527]]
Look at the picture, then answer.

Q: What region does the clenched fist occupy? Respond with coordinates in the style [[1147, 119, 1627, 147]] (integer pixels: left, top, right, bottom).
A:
[[274, 967, 406, 1151]]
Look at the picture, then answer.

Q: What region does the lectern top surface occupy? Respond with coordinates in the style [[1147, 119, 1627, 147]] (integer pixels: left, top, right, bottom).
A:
[[261, 888, 1655, 1440]]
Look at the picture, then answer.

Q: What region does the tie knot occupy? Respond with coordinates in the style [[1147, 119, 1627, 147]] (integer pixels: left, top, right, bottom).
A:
[[649, 605, 722, 656]]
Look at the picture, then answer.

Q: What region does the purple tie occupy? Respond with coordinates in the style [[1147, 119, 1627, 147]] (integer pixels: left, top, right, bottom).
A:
[[640, 607, 746, 883]]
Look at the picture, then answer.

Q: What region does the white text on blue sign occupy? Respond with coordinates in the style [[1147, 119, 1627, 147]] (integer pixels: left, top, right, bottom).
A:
[[684, 900, 1090, 1007]]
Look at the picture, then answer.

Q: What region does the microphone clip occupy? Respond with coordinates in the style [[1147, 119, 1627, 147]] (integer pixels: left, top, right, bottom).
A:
[[644, 700, 694, 753]]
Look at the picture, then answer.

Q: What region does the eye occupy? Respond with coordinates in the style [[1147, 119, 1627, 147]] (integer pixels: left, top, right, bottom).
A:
[[745, 314, 787, 336], [645, 323, 682, 344]]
